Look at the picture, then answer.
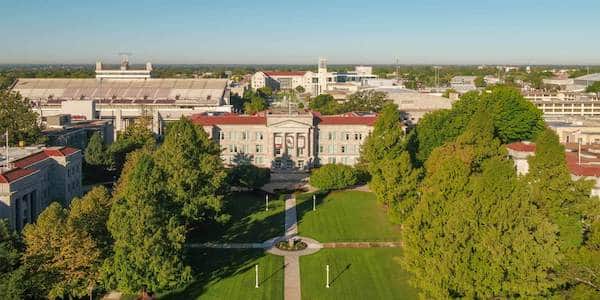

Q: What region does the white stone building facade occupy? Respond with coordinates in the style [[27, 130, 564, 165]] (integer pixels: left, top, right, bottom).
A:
[[191, 111, 376, 171], [0, 147, 82, 230]]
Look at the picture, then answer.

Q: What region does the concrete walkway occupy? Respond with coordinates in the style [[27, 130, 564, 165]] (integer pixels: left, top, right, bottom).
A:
[[283, 195, 302, 300], [322, 241, 402, 248]]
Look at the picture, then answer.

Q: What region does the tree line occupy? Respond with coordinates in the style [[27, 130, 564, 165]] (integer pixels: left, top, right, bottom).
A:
[[358, 85, 599, 298]]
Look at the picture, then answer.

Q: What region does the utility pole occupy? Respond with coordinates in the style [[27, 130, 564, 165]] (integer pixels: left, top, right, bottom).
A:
[[4, 130, 8, 171]]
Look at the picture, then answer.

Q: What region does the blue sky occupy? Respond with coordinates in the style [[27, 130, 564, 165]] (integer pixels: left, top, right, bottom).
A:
[[0, 0, 598, 64]]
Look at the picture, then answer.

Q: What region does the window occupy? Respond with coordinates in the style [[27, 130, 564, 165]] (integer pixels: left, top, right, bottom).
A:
[[242, 144, 248, 153], [275, 148, 281, 155], [255, 144, 263, 153], [341, 157, 348, 165], [298, 148, 304, 156], [220, 132, 225, 140], [328, 132, 335, 140], [354, 133, 359, 140], [228, 145, 234, 153], [319, 145, 324, 153], [328, 145, 334, 154], [255, 156, 264, 164], [345, 133, 350, 140], [341, 145, 346, 153], [328, 157, 336, 164], [256, 132, 264, 140], [242, 131, 247, 140]]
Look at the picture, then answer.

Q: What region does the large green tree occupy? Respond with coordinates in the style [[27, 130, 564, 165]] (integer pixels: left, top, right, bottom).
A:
[[109, 117, 156, 175], [309, 164, 358, 191], [361, 103, 421, 221], [85, 132, 111, 167], [102, 151, 191, 294], [309, 94, 340, 115], [585, 81, 600, 93], [403, 112, 560, 298], [343, 90, 390, 113], [415, 86, 543, 163], [155, 118, 228, 227], [0, 90, 44, 146], [22, 202, 102, 299]]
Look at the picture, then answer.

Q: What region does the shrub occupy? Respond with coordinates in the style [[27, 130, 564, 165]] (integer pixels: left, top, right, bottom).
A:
[[309, 164, 357, 190], [228, 165, 271, 190]]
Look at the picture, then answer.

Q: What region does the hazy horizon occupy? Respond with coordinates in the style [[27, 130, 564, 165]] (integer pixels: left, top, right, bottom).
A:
[[1, 0, 599, 65]]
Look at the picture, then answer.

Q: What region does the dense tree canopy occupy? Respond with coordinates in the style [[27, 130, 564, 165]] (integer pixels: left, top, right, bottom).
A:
[[309, 94, 339, 115], [415, 86, 543, 163], [102, 151, 192, 294], [403, 113, 560, 298], [361, 103, 421, 222], [155, 118, 228, 226], [22, 202, 103, 299], [0, 90, 44, 146], [109, 117, 156, 175], [85, 132, 111, 167]]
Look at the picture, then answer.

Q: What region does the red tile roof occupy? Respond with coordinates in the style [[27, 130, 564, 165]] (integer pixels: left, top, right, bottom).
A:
[[9, 147, 79, 169], [190, 113, 267, 126], [12, 151, 50, 168], [316, 112, 378, 126], [264, 71, 307, 77], [0, 168, 38, 183], [566, 152, 600, 177], [44, 147, 79, 157], [506, 142, 536, 152]]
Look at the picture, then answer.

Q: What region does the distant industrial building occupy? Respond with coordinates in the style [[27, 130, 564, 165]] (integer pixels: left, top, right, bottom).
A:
[[524, 92, 600, 117], [251, 58, 377, 96], [11, 56, 233, 139], [0, 146, 82, 230], [369, 87, 453, 125], [573, 73, 600, 87], [450, 76, 478, 92]]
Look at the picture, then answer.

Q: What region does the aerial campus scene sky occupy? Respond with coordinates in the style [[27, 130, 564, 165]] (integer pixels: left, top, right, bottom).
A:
[[0, 0, 599, 65]]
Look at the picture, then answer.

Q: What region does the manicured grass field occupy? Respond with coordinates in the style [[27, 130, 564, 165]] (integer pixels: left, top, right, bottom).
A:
[[190, 192, 285, 243], [296, 191, 401, 242], [161, 249, 284, 300], [300, 248, 418, 300]]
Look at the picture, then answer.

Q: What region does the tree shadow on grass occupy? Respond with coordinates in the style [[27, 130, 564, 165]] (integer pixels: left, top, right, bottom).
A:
[[295, 190, 330, 231], [189, 191, 286, 243], [160, 249, 266, 299]]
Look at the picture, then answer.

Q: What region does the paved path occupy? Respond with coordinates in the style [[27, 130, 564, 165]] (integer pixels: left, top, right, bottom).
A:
[[283, 195, 302, 300], [322, 241, 402, 248], [188, 242, 266, 249]]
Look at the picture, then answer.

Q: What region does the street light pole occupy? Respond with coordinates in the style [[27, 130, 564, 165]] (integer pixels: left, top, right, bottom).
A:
[[265, 194, 269, 211], [326, 265, 330, 288], [313, 194, 316, 211], [255, 264, 259, 288]]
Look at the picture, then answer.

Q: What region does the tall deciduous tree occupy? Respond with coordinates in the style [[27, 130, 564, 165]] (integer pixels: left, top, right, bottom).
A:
[[0, 90, 44, 146], [403, 112, 560, 298], [22, 203, 102, 299], [102, 151, 191, 294], [361, 103, 421, 222], [109, 117, 156, 175], [85, 132, 111, 167], [155, 118, 228, 226], [309, 94, 339, 115]]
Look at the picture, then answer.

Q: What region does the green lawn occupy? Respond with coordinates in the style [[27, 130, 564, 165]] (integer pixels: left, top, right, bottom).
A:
[[190, 192, 285, 243], [296, 191, 401, 242], [161, 249, 284, 300], [300, 248, 418, 300]]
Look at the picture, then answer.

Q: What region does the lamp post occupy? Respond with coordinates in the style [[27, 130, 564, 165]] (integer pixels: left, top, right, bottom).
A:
[[313, 194, 316, 211], [255, 264, 259, 288], [265, 194, 269, 211], [326, 265, 330, 288]]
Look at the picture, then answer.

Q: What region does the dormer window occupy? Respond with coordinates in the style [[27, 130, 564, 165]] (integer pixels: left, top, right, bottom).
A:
[[143, 95, 149, 100], [80, 95, 85, 100], [175, 94, 181, 100], [47, 95, 53, 100], [112, 95, 117, 100]]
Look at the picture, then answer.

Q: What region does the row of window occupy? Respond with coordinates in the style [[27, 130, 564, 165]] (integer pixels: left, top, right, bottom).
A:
[[220, 131, 264, 141], [323, 132, 364, 141], [319, 144, 359, 154]]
